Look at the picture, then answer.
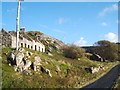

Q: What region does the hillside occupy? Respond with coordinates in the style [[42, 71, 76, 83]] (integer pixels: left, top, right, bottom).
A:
[[26, 31, 66, 51], [1, 47, 117, 88]]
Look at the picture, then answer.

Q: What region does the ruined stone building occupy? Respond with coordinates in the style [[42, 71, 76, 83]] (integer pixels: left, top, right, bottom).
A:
[[1, 28, 45, 52]]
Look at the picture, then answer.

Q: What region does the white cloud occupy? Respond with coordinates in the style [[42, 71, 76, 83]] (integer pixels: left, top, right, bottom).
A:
[[99, 4, 118, 17], [74, 37, 87, 46], [57, 18, 68, 24], [104, 32, 118, 42], [101, 22, 108, 26]]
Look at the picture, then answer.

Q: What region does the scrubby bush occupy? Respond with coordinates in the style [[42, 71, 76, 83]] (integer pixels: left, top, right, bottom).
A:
[[62, 44, 85, 59], [94, 40, 118, 61]]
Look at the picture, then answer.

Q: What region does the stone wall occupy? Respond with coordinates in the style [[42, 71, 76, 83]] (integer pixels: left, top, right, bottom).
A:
[[1, 29, 12, 47], [19, 37, 45, 52], [1, 29, 45, 52], [11, 34, 45, 52], [0, 30, 2, 46]]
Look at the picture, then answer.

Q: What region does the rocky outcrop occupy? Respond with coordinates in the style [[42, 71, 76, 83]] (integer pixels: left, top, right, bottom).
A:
[[33, 56, 42, 71], [7, 52, 16, 66], [7, 48, 52, 77], [41, 66, 52, 77], [15, 53, 24, 67], [26, 31, 66, 51], [13, 65, 18, 71], [24, 60, 32, 70], [91, 67, 100, 73], [18, 48, 25, 52], [23, 70, 32, 75], [46, 52, 53, 56], [56, 66, 61, 72], [85, 66, 105, 74], [90, 54, 104, 62], [17, 64, 24, 72], [46, 69, 52, 77]]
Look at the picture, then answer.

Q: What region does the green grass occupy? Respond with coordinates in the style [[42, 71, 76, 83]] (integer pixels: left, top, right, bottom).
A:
[[1, 47, 117, 88]]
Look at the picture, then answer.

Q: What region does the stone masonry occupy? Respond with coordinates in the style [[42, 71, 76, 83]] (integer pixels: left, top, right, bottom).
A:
[[1, 28, 45, 52]]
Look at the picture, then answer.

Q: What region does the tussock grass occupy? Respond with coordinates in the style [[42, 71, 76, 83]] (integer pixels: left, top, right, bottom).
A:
[[2, 47, 116, 88]]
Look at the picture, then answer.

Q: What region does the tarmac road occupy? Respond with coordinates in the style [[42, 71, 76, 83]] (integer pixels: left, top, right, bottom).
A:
[[82, 64, 120, 88]]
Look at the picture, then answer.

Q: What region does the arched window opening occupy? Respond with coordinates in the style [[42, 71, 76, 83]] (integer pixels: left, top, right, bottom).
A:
[[35, 45, 37, 51], [25, 43, 27, 48], [42, 48, 44, 52], [28, 45, 30, 49], [21, 43, 23, 47], [39, 46, 40, 52], [31, 46, 33, 49]]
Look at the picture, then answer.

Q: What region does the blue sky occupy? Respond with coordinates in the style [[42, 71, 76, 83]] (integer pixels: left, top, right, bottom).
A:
[[2, 2, 118, 46]]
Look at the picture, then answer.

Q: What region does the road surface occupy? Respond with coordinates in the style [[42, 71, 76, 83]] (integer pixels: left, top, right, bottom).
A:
[[82, 64, 120, 88]]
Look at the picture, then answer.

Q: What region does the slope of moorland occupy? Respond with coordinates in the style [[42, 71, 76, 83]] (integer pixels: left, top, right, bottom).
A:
[[1, 47, 117, 88]]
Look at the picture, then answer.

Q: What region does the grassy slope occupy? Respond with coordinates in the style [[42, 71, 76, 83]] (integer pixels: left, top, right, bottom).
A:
[[113, 76, 120, 88], [1, 47, 117, 88]]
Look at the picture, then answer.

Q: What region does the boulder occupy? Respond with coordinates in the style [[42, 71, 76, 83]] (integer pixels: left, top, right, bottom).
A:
[[33, 56, 42, 71], [100, 65, 105, 70], [34, 56, 41, 61], [56, 66, 61, 72], [23, 57, 27, 61], [85, 67, 100, 73], [26, 51, 29, 56], [7, 52, 16, 65], [13, 65, 18, 71], [33, 65, 37, 71], [85, 67, 92, 73], [33, 65, 41, 71], [45, 62, 48, 64], [41, 66, 46, 73], [25, 51, 33, 57], [46, 69, 52, 77], [24, 60, 32, 70], [18, 48, 25, 52], [28, 52, 33, 56], [47, 52, 53, 56], [15, 53, 24, 66], [17, 65, 24, 72], [91, 67, 100, 73], [34, 56, 42, 65], [48, 47, 52, 52], [41, 66, 52, 77], [23, 70, 32, 75]]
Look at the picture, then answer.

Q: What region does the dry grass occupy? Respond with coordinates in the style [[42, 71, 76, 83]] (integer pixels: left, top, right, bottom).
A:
[[1, 47, 116, 88]]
